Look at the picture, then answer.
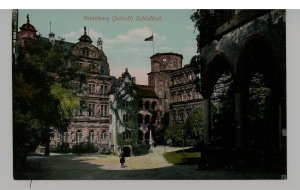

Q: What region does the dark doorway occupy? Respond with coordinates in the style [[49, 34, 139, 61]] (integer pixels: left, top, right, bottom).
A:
[[122, 146, 131, 157]]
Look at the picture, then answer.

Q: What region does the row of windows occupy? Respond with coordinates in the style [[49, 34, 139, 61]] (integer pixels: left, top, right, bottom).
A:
[[89, 84, 109, 94], [60, 131, 110, 143], [75, 82, 109, 94], [170, 91, 201, 103], [171, 73, 200, 86], [77, 49, 94, 58], [138, 114, 152, 125], [138, 100, 157, 110], [79, 104, 108, 116], [123, 113, 154, 125]]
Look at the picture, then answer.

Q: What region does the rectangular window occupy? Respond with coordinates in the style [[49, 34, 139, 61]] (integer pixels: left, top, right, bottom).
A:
[[124, 101, 131, 108], [123, 114, 130, 123], [89, 84, 92, 93], [88, 104, 95, 116], [92, 104, 95, 115], [63, 132, 68, 143], [101, 85, 104, 95], [104, 86, 108, 94], [104, 105, 108, 116], [101, 105, 104, 116], [179, 113, 184, 122], [122, 131, 131, 140]]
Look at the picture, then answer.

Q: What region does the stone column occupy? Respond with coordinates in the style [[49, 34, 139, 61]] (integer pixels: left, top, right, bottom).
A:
[[203, 97, 211, 145], [235, 92, 242, 148]]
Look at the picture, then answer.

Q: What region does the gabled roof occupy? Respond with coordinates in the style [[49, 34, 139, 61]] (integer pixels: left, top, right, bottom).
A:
[[134, 84, 158, 98]]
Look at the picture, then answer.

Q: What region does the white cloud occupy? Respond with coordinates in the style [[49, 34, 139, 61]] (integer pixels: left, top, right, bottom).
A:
[[105, 27, 153, 45]]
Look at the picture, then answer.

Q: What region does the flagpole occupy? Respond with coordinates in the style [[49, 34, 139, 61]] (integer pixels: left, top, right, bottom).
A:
[[152, 32, 154, 55]]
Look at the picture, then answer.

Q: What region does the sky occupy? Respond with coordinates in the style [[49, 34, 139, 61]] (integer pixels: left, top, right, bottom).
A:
[[18, 9, 198, 85]]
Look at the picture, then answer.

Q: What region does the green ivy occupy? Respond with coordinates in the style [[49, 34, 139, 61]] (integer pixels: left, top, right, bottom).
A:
[[111, 84, 139, 148]]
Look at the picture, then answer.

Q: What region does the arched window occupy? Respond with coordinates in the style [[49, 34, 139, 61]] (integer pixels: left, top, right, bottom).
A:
[[89, 130, 95, 143], [62, 132, 68, 143], [101, 131, 107, 140], [151, 101, 157, 110], [76, 130, 82, 143], [50, 129, 55, 140]]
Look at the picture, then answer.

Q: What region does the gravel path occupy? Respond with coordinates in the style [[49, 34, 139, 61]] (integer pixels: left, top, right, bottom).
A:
[[78, 146, 182, 170], [21, 146, 281, 180]]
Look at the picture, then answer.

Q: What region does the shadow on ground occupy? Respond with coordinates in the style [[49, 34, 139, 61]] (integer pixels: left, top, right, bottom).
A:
[[14, 154, 283, 180]]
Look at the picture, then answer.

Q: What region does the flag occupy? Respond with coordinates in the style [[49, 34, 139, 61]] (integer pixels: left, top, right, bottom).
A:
[[144, 35, 153, 41]]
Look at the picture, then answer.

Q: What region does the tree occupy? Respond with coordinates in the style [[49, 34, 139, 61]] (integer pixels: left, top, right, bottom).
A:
[[13, 37, 80, 174], [184, 106, 204, 140], [165, 122, 183, 146]]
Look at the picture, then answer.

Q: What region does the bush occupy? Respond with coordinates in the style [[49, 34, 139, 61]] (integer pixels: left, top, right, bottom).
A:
[[52, 143, 71, 154], [100, 147, 112, 155], [72, 143, 97, 154], [132, 144, 150, 156]]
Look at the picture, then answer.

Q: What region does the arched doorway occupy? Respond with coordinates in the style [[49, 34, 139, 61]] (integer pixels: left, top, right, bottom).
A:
[[204, 54, 234, 148], [121, 146, 132, 157], [210, 72, 234, 148], [236, 36, 286, 163]]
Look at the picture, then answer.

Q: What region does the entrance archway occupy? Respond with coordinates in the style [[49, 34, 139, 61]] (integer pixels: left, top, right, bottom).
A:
[[236, 36, 285, 157], [121, 146, 132, 157]]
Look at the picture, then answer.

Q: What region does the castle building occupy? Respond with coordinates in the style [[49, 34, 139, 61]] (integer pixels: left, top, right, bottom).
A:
[[109, 68, 161, 155], [17, 16, 115, 148], [169, 64, 203, 123], [17, 15, 163, 152], [147, 53, 183, 125], [17, 14, 37, 49], [53, 27, 115, 149]]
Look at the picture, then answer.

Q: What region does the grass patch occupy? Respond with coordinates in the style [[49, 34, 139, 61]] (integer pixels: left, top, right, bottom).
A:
[[163, 150, 200, 164]]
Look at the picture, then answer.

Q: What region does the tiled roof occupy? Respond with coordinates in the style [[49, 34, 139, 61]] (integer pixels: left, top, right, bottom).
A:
[[134, 84, 158, 98]]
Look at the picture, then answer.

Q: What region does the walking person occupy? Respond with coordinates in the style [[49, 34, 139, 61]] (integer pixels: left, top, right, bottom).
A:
[[120, 150, 125, 168]]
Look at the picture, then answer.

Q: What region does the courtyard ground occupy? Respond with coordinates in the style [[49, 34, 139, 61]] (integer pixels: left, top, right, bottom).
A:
[[17, 146, 282, 180]]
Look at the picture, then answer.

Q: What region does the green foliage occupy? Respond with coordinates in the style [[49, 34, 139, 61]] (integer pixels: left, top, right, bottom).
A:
[[163, 151, 200, 164], [72, 143, 98, 154], [210, 77, 235, 147], [191, 10, 234, 51], [52, 143, 71, 154], [13, 37, 80, 169], [165, 122, 184, 145], [13, 111, 44, 165], [185, 106, 204, 139], [132, 144, 150, 156], [50, 83, 80, 121], [111, 84, 139, 147]]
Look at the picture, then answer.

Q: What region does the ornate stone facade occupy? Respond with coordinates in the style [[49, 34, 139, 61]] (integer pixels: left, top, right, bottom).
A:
[[56, 27, 114, 148], [169, 64, 203, 123]]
